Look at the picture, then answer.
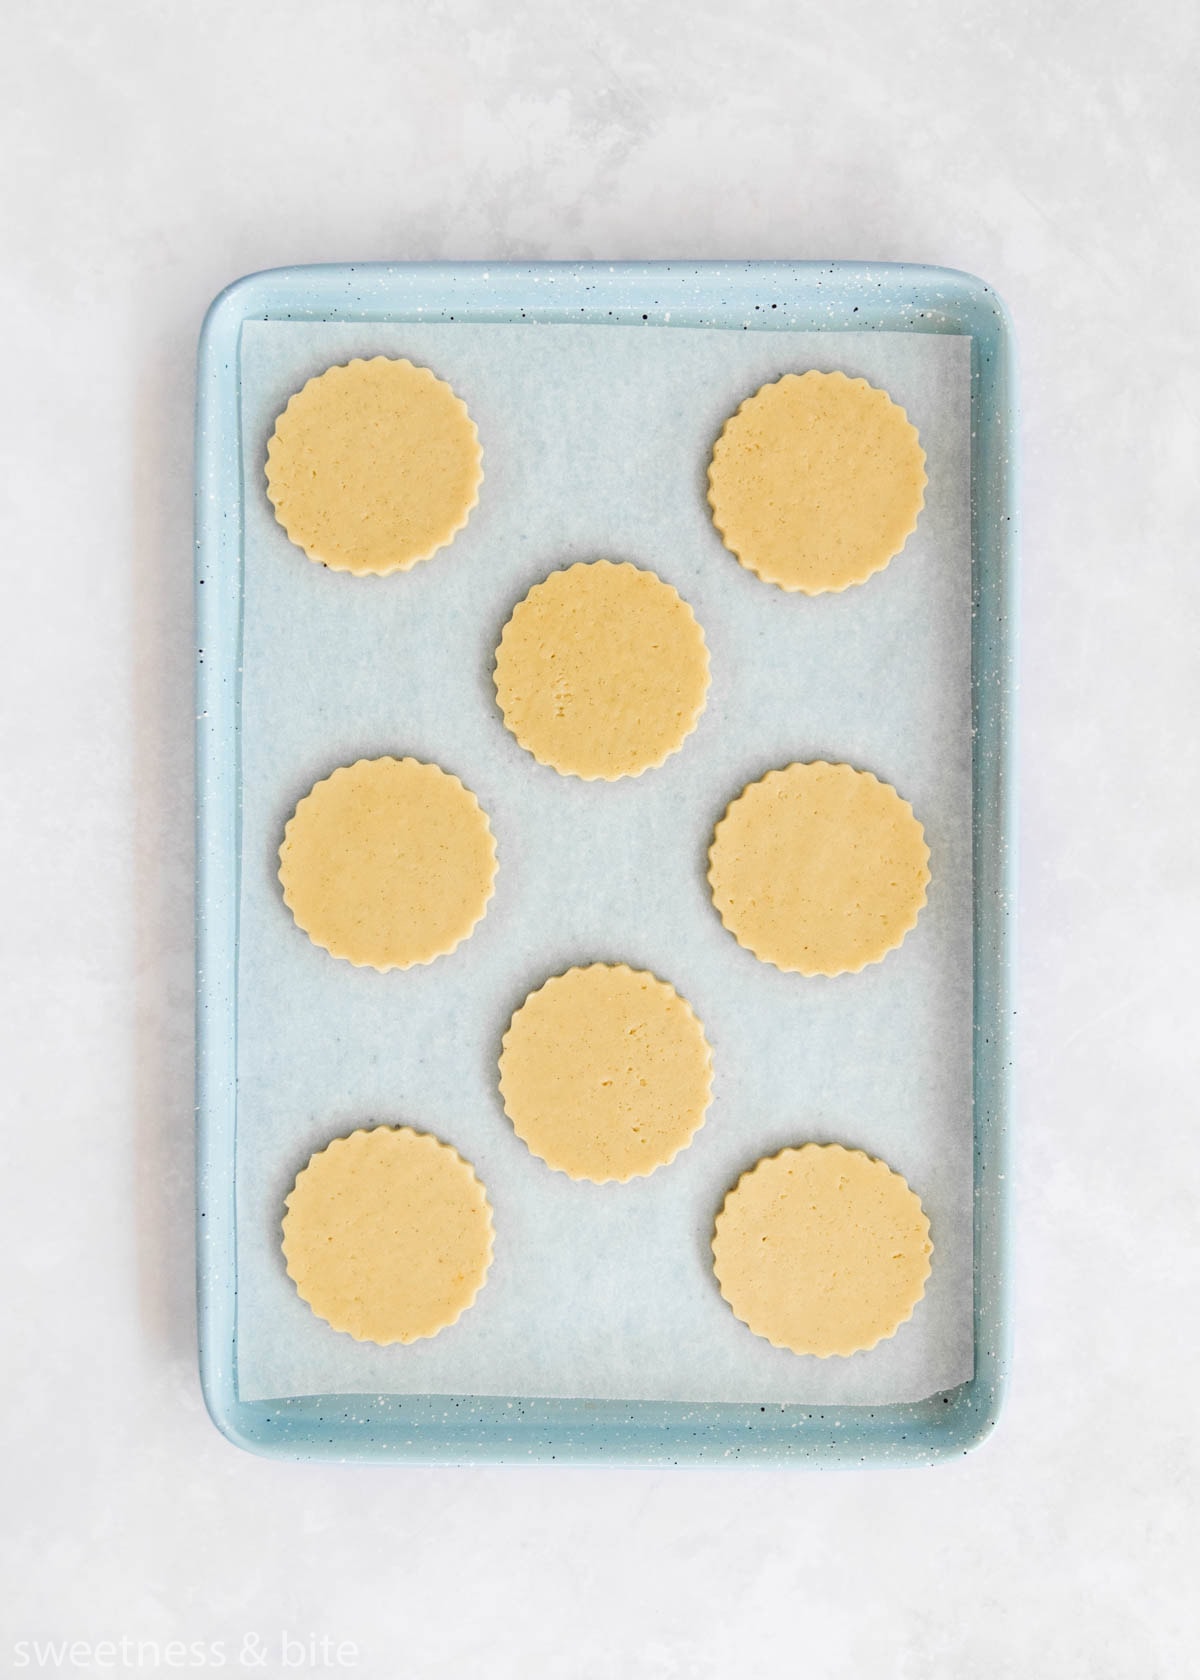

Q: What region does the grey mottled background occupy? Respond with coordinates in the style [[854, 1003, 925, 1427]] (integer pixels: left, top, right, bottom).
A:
[[2, 3, 1197, 1676]]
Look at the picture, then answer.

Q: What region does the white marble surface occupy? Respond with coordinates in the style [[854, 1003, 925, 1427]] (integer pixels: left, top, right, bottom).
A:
[[2, 2, 1197, 1675]]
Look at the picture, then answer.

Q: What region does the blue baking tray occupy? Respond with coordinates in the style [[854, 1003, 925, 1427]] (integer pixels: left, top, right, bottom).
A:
[[195, 260, 1016, 1465]]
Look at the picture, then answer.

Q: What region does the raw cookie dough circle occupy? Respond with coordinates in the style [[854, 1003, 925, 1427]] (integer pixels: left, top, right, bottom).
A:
[[707, 370, 927, 593], [712, 1143, 933, 1357], [265, 356, 482, 575], [708, 761, 930, 976], [282, 1126, 494, 1345], [279, 756, 497, 971], [493, 560, 710, 780], [498, 963, 713, 1183]]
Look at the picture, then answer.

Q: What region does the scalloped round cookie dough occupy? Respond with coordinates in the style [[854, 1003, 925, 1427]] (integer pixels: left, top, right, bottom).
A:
[[265, 356, 482, 576], [708, 761, 930, 977], [498, 963, 713, 1183], [707, 370, 927, 593], [278, 756, 497, 971], [493, 560, 710, 780], [282, 1126, 494, 1345], [712, 1143, 933, 1357]]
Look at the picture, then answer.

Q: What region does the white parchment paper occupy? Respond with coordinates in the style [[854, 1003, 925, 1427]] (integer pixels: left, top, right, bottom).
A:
[[234, 320, 973, 1406]]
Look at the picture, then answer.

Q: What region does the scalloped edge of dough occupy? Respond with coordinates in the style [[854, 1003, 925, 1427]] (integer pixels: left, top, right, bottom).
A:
[[265, 356, 483, 577], [282, 1125, 495, 1345], [707, 760, 930, 977], [712, 1142, 933, 1358], [278, 756, 498, 972], [706, 370, 927, 595], [498, 962, 714, 1183], [493, 561, 711, 782]]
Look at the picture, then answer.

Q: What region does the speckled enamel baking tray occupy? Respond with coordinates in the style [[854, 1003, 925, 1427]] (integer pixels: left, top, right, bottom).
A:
[[195, 260, 1015, 1465]]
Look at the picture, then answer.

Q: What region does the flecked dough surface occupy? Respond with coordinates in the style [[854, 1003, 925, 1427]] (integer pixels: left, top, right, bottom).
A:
[[708, 761, 930, 976], [493, 560, 710, 779], [498, 964, 713, 1182], [707, 369, 927, 593], [265, 356, 482, 575], [712, 1143, 933, 1357], [278, 757, 497, 971], [282, 1126, 494, 1345]]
